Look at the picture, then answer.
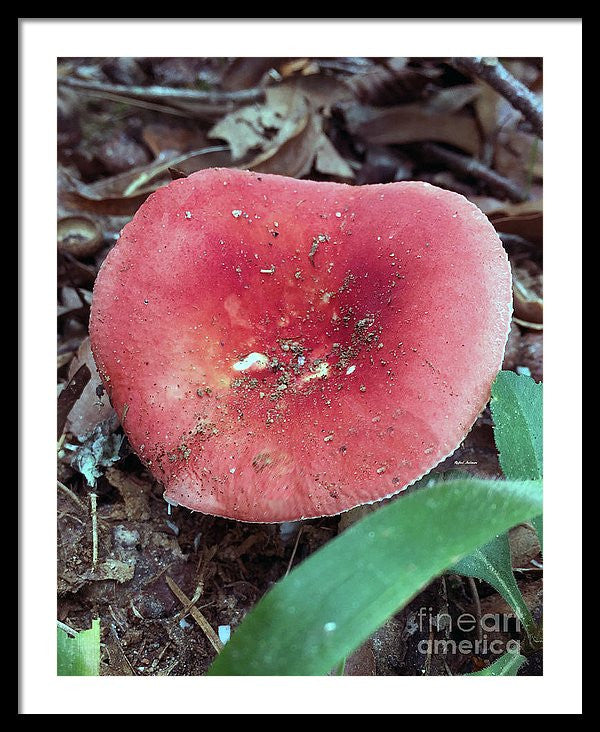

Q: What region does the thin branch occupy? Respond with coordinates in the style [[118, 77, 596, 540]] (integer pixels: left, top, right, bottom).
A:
[[57, 620, 78, 636], [90, 492, 98, 570], [453, 57, 543, 139], [467, 576, 483, 643], [284, 526, 304, 578], [165, 575, 223, 653], [109, 625, 136, 675], [57, 480, 86, 513], [59, 77, 264, 109], [423, 142, 530, 202]]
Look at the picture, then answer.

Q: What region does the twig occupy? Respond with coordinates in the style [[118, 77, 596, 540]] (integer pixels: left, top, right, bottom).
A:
[[59, 77, 264, 109], [90, 492, 98, 570], [122, 146, 228, 197], [57, 620, 77, 636], [109, 625, 136, 675], [513, 316, 543, 331], [57, 511, 85, 526], [453, 57, 543, 138], [175, 580, 205, 622], [57, 480, 87, 513], [61, 90, 195, 118], [467, 576, 483, 643], [423, 142, 530, 202], [156, 641, 171, 664], [57, 480, 109, 531], [108, 604, 128, 633], [284, 526, 304, 578], [165, 575, 223, 653], [129, 599, 144, 620]]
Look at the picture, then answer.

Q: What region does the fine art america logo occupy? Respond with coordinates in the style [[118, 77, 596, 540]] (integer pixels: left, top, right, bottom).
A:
[[414, 608, 521, 656]]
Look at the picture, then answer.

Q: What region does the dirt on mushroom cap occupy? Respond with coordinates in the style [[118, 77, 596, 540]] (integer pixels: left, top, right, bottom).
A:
[[89, 168, 512, 522]]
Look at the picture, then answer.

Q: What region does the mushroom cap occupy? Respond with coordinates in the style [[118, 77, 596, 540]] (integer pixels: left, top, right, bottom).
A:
[[90, 168, 512, 522]]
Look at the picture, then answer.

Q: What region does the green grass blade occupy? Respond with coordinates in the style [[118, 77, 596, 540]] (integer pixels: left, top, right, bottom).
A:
[[490, 371, 543, 481], [490, 371, 543, 550], [450, 372, 544, 641], [208, 477, 542, 676], [57, 619, 100, 676], [451, 533, 539, 641]]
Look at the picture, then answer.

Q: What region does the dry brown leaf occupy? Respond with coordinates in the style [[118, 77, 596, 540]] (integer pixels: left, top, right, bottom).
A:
[[59, 164, 166, 216], [471, 197, 543, 244], [357, 145, 414, 185], [58, 286, 92, 318], [66, 337, 116, 440], [314, 133, 354, 180], [167, 148, 235, 177], [59, 146, 232, 215], [279, 58, 319, 78], [474, 80, 522, 140], [58, 363, 91, 440], [207, 78, 355, 179], [96, 132, 151, 175], [479, 578, 543, 620], [501, 322, 522, 372], [142, 123, 208, 156], [427, 84, 481, 114], [494, 130, 543, 184], [57, 252, 97, 286], [209, 109, 273, 160], [503, 59, 542, 91], [509, 524, 541, 568], [61, 189, 150, 217], [105, 467, 152, 521], [346, 62, 431, 107], [513, 318, 543, 332], [511, 259, 543, 325], [221, 57, 282, 91], [519, 332, 543, 381], [248, 112, 322, 178], [473, 72, 542, 188], [287, 74, 354, 114], [209, 85, 310, 161], [344, 102, 481, 156], [87, 559, 135, 584]]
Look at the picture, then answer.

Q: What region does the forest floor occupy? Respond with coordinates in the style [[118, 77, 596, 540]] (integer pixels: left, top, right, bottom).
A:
[[57, 56, 543, 676]]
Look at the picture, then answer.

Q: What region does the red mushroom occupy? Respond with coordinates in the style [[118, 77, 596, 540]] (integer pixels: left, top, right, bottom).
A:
[[89, 168, 512, 522]]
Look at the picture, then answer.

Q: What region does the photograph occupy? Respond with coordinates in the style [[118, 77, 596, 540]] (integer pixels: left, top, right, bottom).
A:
[[19, 18, 582, 716]]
